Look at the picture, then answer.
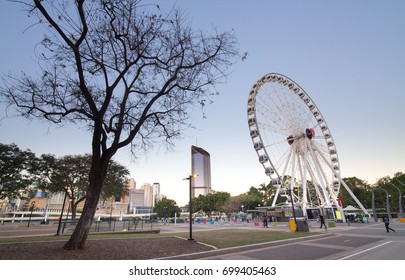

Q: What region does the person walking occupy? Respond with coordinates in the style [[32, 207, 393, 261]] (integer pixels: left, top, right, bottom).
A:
[[319, 214, 327, 229], [262, 216, 268, 228], [383, 216, 395, 233]]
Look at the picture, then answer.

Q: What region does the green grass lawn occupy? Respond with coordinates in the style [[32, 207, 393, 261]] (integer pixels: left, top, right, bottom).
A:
[[174, 229, 318, 249], [0, 229, 319, 249]]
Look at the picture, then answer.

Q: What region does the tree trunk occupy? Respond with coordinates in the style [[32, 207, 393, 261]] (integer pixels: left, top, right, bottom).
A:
[[63, 170, 104, 250], [71, 200, 77, 220]]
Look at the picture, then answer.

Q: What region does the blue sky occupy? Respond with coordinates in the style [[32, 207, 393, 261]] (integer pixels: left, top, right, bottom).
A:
[[1, 0, 404, 206]]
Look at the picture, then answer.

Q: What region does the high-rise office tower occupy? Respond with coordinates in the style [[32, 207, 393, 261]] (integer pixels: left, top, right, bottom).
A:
[[191, 145, 212, 198], [152, 183, 161, 207]]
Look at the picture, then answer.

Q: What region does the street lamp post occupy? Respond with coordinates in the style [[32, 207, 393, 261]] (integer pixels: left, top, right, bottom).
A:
[[379, 188, 392, 221], [56, 187, 68, 235], [184, 174, 198, 241], [388, 182, 403, 219], [370, 189, 378, 222], [66, 199, 72, 220]]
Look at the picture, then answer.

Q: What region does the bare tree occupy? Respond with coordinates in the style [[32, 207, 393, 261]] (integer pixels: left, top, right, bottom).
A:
[[1, 0, 238, 249]]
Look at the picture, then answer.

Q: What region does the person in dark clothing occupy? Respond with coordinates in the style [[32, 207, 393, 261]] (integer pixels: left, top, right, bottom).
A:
[[262, 216, 268, 228], [319, 215, 327, 229], [383, 216, 395, 233]]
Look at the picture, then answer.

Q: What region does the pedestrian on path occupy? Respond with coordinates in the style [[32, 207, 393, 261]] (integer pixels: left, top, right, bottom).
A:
[[262, 216, 268, 228], [319, 215, 327, 229], [382, 216, 395, 233]]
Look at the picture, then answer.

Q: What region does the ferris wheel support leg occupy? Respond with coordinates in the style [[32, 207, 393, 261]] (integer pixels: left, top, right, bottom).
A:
[[311, 144, 370, 217], [338, 178, 370, 216], [271, 148, 293, 208], [271, 186, 281, 208], [301, 140, 309, 218]]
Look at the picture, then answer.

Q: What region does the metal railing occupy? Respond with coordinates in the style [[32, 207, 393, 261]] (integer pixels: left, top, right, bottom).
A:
[[57, 219, 159, 235]]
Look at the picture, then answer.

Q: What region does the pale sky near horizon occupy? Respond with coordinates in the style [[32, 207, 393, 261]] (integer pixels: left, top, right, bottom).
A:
[[0, 0, 404, 206]]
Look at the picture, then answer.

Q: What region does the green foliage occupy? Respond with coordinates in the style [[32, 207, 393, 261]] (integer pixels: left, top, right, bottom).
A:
[[373, 173, 405, 213], [258, 182, 277, 206], [338, 175, 405, 212], [153, 197, 181, 218], [191, 191, 231, 214], [42, 154, 130, 198], [0, 143, 40, 199], [235, 192, 261, 211], [0, 142, 130, 219], [42, 154, 129, 218], [338, 177, 370, 208]]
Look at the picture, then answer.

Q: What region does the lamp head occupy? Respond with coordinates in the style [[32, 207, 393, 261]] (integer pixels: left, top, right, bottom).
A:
[[184, 174, 199, 180]]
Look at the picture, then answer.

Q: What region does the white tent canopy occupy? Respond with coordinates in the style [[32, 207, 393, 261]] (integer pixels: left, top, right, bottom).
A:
[[343, 205, 361, 212]]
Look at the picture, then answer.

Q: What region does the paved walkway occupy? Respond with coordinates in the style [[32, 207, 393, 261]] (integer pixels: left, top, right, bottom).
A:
[[159, 220, 405, 260]]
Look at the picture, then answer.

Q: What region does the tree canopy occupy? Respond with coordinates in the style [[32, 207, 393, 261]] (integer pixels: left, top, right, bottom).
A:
[[191, 191, 230, 214], [43, 154, 130, 219], [153, 197, 181, 219], [0, 143, 39, 199]]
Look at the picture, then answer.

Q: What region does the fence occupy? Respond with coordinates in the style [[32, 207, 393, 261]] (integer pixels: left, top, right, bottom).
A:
[[57, 219, 159, 235]]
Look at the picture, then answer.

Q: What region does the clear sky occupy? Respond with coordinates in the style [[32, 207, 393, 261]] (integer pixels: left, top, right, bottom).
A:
[[1, 0, 404, 206]]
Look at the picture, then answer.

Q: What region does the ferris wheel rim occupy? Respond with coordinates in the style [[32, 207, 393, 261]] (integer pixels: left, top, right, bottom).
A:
[[247, 72, 341, 208]]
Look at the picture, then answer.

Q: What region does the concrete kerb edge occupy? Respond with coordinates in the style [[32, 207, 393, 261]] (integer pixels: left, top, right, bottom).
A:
[[174, 235, 218, 250]]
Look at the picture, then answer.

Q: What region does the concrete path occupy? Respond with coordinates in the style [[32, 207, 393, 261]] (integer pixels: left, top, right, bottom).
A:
[[159, 220, 405, 260]]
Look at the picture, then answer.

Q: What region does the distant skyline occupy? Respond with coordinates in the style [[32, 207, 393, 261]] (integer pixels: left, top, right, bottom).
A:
[[1, 1, 404, 206]]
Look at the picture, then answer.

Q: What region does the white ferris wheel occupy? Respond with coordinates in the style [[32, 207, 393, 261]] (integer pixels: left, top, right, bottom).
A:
[[247, 73, 368, 217]]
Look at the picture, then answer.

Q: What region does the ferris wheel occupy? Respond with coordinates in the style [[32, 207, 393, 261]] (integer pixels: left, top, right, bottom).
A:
[[247, 73, 368, 216]]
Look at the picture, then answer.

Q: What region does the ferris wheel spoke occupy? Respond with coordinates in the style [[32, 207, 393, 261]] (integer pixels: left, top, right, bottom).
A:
[[307, 141, 331, 205], [256, 97, 292, 133], [271, 147, 293, 207], [257, 122, 291, 136], [306, 162, 326, 206], [261, 138, 290, 149]]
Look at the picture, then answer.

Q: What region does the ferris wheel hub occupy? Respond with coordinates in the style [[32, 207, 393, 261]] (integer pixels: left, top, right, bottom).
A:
[[306, 128, 315, 139], [287, 128, 315, 145]]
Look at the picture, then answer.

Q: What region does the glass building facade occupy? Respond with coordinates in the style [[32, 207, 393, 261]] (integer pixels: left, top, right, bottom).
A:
[[191, 145, 212, 198]]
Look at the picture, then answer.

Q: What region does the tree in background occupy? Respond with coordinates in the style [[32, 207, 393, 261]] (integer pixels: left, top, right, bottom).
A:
[[393, 172, 405, 185], [374, 173, 405, 214], [221, 196, 239, 214], [0, 143, 40, 199], [338, 177, 370, 208], [153, 197, 181, 219], [258, 182, 275, 206], [0, 0, 238, 249], [191, 191, 230, 214], [42, 154, 129, 219], [228, 187, 263, 212]]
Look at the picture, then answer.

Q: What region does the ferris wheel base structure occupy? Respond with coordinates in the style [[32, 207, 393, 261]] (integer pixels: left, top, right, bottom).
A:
[[247, 72, 369, 220]]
